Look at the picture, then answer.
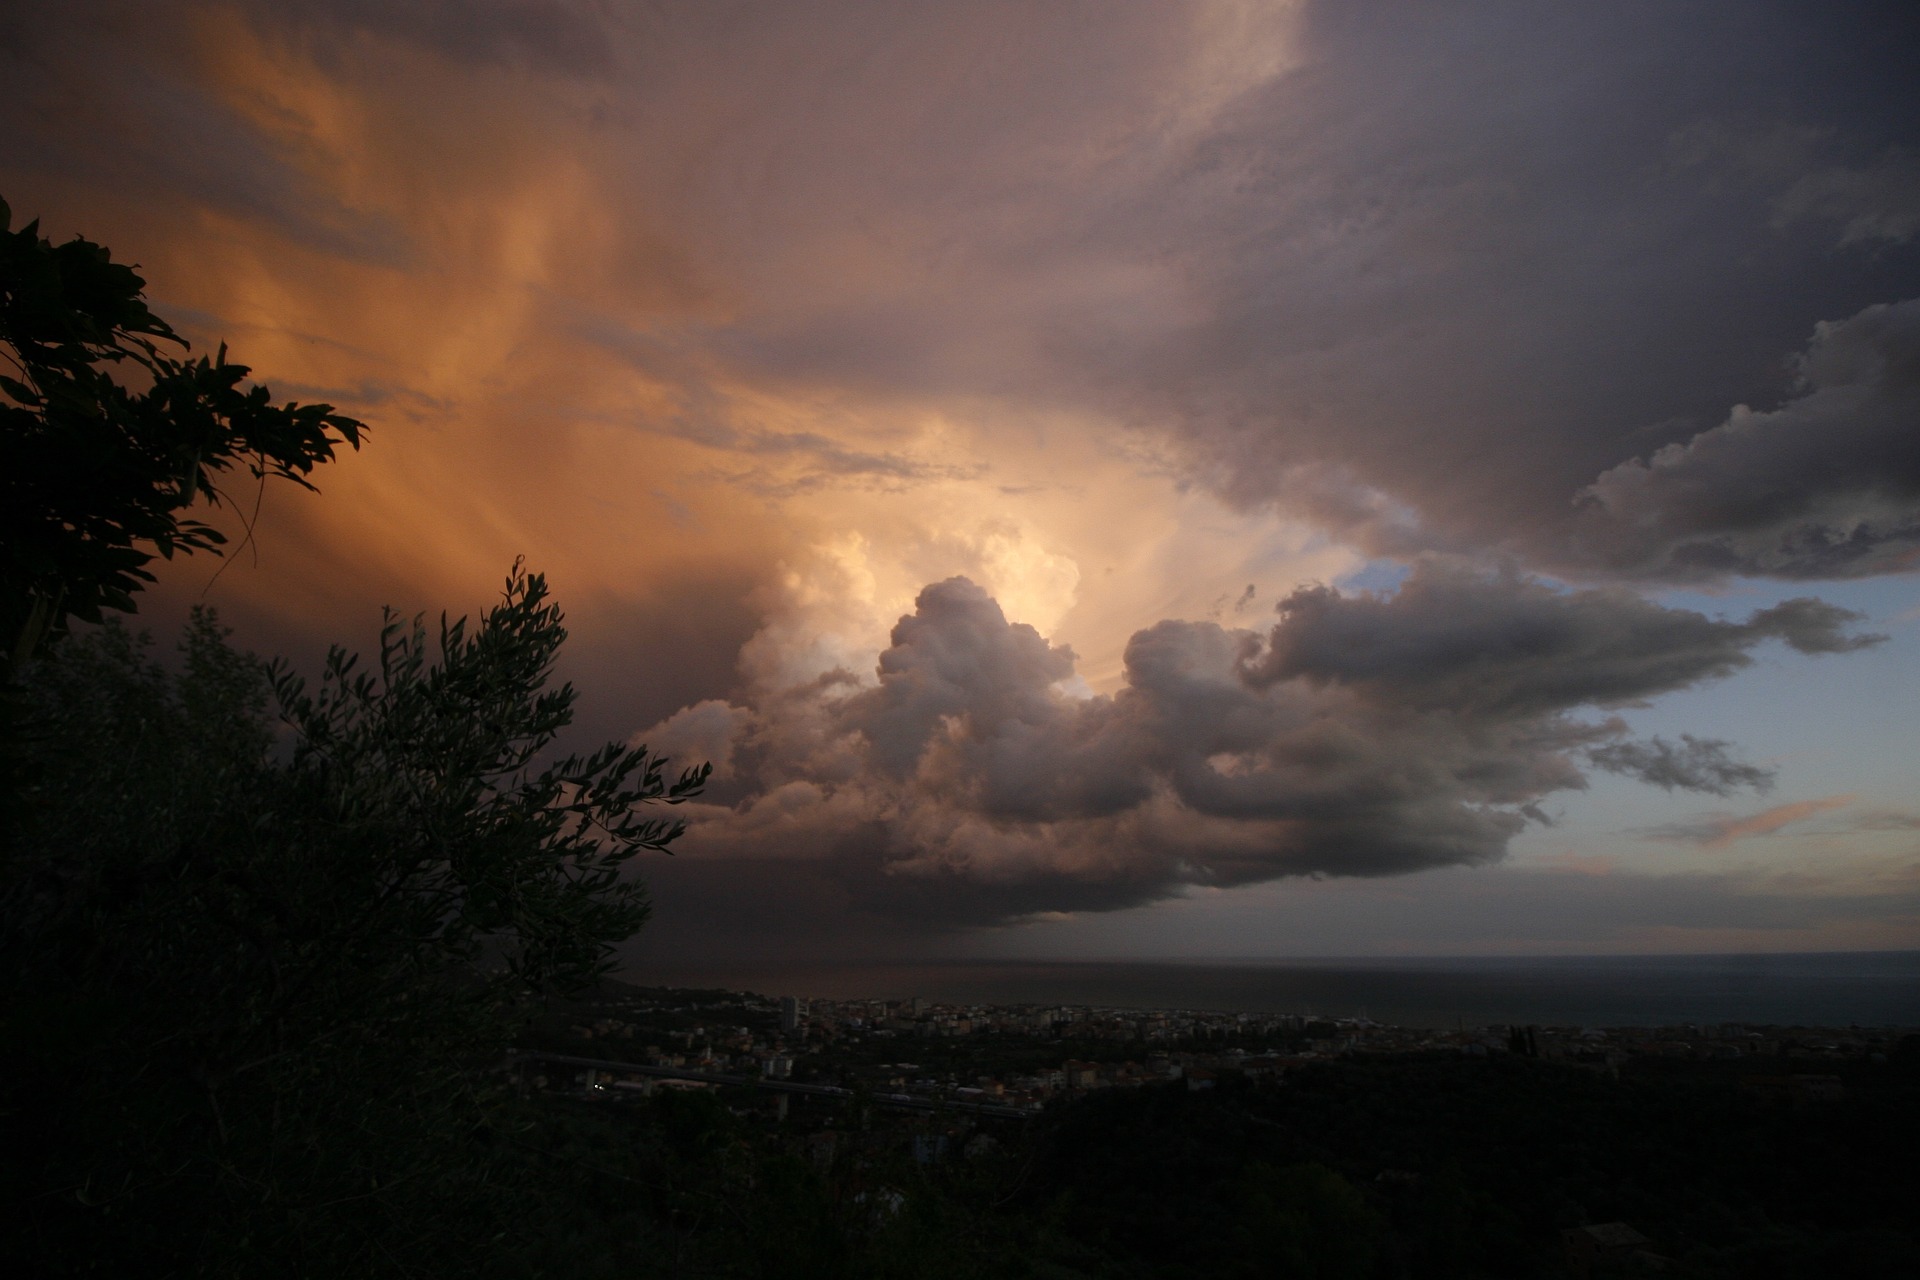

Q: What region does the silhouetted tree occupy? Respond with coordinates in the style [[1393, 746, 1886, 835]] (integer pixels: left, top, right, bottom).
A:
[[1, 569, 708, 1273], [1, 196, 362, 677], [0, 201, 712, 1272]]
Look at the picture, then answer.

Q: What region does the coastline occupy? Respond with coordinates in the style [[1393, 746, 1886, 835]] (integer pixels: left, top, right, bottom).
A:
[[622, 950, 1920, 1030]]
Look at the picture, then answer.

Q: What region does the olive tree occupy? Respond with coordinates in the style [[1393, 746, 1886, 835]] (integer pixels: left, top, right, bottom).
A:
[[1, 546, 705, 1272], [1, 195, 712, 1276], [3, 568, 710, 1274]]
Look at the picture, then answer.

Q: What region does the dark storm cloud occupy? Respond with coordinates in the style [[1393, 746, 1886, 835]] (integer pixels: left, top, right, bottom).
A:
[[1041, 3, 1920, 582], [1573, 299, 1920, 580], [21, 1, 1915, 593], [1743, 597, 1891, 653], [248, 0, 619, 76], [1246, 562, 1881, 713], [583, 2, 1920, 588], [0, 10, 407, 262], [649, 565, 1877, 928]]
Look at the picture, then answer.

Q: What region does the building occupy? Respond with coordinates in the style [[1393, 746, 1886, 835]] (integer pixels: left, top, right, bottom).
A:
[[1063, 1060, 1102, 1089]]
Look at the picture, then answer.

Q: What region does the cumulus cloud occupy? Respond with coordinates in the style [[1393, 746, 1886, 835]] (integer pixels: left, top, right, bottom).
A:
[[645, 562, 1877, 929], [640, 699, 749, 782], [1574, 299, 1920, 580]]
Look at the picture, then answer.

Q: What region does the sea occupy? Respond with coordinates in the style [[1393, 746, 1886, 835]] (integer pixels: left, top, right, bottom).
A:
[[624, 952, 1920, 1030]]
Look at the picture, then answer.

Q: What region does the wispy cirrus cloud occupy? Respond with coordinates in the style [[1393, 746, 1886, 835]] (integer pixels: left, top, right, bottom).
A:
[[1638, 794, 1858, 849], [1849, 810, 1920, 833]]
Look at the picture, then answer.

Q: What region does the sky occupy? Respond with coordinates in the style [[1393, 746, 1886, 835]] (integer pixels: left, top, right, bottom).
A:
[[6, 0, 1919, 963]]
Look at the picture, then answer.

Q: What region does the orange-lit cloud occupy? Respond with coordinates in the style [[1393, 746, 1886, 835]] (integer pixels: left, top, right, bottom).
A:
[[1, 1, 1333, 703]]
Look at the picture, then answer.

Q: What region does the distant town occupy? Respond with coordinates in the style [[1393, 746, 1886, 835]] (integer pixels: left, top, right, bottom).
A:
[[496, 980, 1920, 1273], [519, 981, 1908, 1115]]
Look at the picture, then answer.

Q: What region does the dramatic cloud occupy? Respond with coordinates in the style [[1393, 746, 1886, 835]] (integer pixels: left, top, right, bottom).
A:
[[645, 563, 1878, 929], [6, 2, 1916, 956], [1056, 5, 1920, 577], [1574, 300, 1920, 580], [1245, 566, 1880, 713]]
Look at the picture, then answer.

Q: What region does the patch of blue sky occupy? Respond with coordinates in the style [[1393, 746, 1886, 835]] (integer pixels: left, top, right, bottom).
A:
[[1509, 575, 1920, 875], [1333, 557, 1412, 595]]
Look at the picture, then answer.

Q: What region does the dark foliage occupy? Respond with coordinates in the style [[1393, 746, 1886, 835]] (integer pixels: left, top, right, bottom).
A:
[[1, 196, 363, 675], [371, 1044, 1915, 1279], [1015, 1058, 1920, 1277], [0, 573, 707, 1275]]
